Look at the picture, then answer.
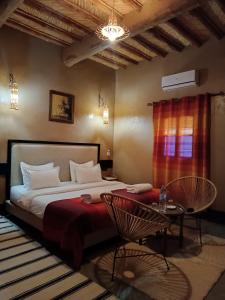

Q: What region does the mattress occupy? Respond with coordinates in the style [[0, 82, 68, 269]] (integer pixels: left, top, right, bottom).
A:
[[10, 180, 127, 219]]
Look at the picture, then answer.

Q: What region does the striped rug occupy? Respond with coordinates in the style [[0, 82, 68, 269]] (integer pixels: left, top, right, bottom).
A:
[[0, 216, 117, 300]]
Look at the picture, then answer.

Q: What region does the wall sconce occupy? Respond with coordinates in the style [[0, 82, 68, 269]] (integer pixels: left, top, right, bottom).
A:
[[107, 149, 111, 158], [99, 91, 109, 124], [102, 105, 109, 124], [9, 73, 19, 110]]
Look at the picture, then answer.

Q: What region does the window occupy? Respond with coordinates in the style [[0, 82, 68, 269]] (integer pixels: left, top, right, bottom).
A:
[[164, 116, 193, 158]]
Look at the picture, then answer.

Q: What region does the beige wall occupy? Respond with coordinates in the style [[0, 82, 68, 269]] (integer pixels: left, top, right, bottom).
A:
[[0, 27, 115, 201], [114, 39, 225, 211]]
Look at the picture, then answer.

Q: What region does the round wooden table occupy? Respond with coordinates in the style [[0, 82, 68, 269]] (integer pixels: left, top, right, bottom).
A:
[[150, 203, 185, 248]]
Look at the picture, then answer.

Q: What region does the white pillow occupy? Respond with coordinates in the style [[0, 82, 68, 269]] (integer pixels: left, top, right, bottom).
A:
[[27, 167, 60, 190], [69, 160, 94, 182], [76, 164, 102, 184], [20, 162, 54, 188]]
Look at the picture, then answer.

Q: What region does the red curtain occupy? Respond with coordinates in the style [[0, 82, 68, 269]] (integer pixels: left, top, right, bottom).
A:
[[153, 94, 210, 188]]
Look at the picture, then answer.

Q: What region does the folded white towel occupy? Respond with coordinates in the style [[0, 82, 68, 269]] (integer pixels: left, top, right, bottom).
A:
[[126, 183, 153, 194], [81, 193, 102, 204]]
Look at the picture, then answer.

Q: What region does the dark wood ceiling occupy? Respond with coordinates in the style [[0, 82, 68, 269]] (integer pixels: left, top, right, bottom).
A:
[[1, 0, 225, 70]]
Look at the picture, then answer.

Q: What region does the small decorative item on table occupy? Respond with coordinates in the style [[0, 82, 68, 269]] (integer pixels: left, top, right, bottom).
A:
[[159, 185, 167, 212], [166, 199, 176, 210]]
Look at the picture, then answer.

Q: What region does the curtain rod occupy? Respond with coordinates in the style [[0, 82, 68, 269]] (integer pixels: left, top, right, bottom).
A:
[[147, 91, 225, 106]]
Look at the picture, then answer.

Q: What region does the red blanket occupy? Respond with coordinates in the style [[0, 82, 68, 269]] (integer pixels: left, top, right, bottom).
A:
[[43, 197, 112, 268], [43, 189, 160, 268], [112, 188, 160, 204]]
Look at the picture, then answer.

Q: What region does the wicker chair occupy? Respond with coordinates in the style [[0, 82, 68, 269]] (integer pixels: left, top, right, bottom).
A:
[[165, 176, 217, 246], [100, 193, 170, 280]]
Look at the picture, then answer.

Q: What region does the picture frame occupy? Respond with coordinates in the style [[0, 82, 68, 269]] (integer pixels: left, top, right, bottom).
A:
[[49, 90, 74, 124]]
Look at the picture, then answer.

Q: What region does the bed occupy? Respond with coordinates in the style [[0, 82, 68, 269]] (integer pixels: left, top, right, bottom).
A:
[[5, 140, 160, 267], [5, 141, 129, 261]]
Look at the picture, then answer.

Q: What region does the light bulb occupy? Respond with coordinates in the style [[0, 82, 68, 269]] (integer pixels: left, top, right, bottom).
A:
[[109, 35, 116, 42]]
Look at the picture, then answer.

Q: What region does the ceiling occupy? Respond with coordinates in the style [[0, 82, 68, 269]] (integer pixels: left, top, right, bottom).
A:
[[1, 0, 225, 70]]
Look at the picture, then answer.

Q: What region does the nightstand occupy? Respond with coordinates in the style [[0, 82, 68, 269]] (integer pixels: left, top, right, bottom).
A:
[[0, 163, 8, 175], [99, 160, 113, 170]]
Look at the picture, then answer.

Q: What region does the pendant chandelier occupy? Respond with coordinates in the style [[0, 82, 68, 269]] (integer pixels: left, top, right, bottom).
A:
[[96, 0, 129, 42]]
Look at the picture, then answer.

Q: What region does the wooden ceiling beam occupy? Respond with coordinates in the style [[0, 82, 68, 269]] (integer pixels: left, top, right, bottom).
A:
[[63, 0, 199, 67], [105, 48, 139, 64], [62, 0, 103, 25], [90, 56, 118, 70], [149, 26, 185, 52], [125, 0, 143, 9], [0, 0, 23, 28], [120, 42, 152, 61], [94, 0, 122, 17], [94, 54, 127, 69], [133, 35, 168, 57], [15, 9, 82, 40], [7, 18, 70, 46], [168, 18, 203, 47], [24, 0, 92, 35], [191, 7, 225, 39]]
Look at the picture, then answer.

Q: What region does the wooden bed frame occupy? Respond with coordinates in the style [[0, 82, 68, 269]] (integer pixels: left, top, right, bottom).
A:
[[5, 139, 116, 248]]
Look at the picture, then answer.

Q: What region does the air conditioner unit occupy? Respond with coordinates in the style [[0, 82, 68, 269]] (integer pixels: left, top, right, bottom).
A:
[[161, 70, 199, 91]]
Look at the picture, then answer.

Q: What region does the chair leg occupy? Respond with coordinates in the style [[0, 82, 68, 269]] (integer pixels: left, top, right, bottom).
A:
[[112, 246, 119, 281], [196, 217, 202, 247], [163, 254, 170, 271], [162, 228, 170, 271]]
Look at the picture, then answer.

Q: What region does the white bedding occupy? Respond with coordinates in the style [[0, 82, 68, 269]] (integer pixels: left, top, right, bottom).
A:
[[10, 180, 127, 219], [10, 181, 73, 202]]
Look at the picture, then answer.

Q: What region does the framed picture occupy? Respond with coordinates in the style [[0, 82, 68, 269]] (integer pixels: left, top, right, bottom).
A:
[[49, 90, 74, 124]]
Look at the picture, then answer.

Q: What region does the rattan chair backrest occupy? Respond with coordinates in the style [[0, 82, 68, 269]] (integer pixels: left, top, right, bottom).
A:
[[165, 176, 217, 214], [101, 193, 169, 242]]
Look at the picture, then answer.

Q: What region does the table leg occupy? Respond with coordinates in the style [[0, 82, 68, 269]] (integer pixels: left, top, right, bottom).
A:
[[179, 214, 184, 248]]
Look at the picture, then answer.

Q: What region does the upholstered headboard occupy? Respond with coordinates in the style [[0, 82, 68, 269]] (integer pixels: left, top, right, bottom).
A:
[[6, 140, 100, 198]]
